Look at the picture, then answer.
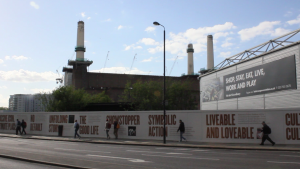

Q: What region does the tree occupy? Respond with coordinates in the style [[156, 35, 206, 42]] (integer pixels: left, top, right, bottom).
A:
[[0, 107, 8, 110], [167, 80, 198, 110], [38, 86, 112, 112], [119, 79, 198, 110]]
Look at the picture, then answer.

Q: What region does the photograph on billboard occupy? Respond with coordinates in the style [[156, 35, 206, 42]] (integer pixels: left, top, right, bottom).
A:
[[128, 126, 136, 136], [202, 55, 297, 102], [202, 77, 224, 102]]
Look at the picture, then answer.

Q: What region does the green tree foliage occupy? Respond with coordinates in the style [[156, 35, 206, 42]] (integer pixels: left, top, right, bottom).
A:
[[0, 107, 9, 110], [167, 81, 198, 110], [38, 86, 112, 112], [120, 79, 198, 110]]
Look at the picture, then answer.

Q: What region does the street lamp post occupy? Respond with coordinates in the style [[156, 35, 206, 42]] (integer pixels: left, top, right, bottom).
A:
[[153, 21, 166, 144]]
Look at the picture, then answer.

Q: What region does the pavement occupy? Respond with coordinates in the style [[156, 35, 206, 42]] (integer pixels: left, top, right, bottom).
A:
[[1, 133, 300, 152]]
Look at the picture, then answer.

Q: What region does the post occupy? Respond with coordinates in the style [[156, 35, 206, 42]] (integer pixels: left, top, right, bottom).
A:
[[153, 21, 166, 144], [163, 29, 166, 144]]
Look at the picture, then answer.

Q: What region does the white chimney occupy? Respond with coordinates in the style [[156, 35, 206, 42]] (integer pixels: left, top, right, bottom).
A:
[[187, 43, 194, 75], [207, 35, 214, 70], [75, 21, 85, 61]]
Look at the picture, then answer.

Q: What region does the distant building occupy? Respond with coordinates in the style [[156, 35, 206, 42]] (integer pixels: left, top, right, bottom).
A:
[[9, 94, 46, 112]]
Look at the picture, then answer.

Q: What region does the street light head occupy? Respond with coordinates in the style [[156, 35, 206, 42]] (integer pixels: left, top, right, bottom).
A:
[[153, 21, 160, 26]]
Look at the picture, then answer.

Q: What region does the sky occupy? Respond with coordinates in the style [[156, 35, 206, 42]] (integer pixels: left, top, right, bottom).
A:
[[1, 0, 300, 107]]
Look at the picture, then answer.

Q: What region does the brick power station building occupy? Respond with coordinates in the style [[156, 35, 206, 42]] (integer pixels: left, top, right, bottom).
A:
[[62, 21, 200, 109]]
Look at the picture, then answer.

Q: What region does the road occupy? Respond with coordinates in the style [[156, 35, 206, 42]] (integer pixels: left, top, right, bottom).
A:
[[0, 157, 66, 169], [0, 137, 299, 169]]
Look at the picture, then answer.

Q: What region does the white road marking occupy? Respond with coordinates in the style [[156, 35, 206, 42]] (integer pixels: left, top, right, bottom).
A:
[[236, 150, 288, 153], [127, 150, 192, 155], [155, 148, 171, 149], [142, 154, 219, 160], [202, 152, 246, 155], [98, 146, 150, 150], [54, 148, 111, 153], [86, 154, 150, 163], [127, 150, 164, 153], [166, 153, 192, 155], [50, 142, 79, 146], [193, 150, 210, 152], [280, 155, 300, 157], [267, 161, 300, 164], [174, 149, 189, 151]]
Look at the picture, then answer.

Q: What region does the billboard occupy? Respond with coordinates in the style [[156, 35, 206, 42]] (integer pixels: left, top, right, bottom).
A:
[[202, 55, 297, 102]]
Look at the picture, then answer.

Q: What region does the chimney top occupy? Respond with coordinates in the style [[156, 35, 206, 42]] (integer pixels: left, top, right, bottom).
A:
[[187, 43, 193, 49]]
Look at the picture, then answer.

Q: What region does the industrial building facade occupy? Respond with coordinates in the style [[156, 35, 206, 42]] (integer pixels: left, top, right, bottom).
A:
[[62, 21, 200, 108], [199, 41, 300, 110]]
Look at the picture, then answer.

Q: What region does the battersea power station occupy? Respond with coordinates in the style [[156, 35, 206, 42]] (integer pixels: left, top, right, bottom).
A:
[[2, 22, 300, 145], [62, 21, 200, 108]]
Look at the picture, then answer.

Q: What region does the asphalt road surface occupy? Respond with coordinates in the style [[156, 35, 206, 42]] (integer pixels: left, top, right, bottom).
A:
[[0, 157, 67, 169], [0, 137, 299, 169]]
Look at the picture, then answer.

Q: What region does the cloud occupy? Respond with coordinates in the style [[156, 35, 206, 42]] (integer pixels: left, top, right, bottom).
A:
[[142, 57, 153, 62], [87, 17, 91, 20], [221, 37, 233, 48], [104, 18, 111, 22], [90, 67, 148, 74], [139, 38, 160, 45], [0, 94, 9, 107], [145, 26, 156, 32], [124, 44, 142, 50], [5, 55, 29, 60], [219, 51, 231, 58], [238, 21, 289, 41], [147, 46, 163, 54], [81, 12, 86, 17], [143, 22, 236, 56], [214, 32, 229, 39], [0, 59, 3, 64], [125, 46, 131, 50], [30, 1, 39, 9], [0, 69, 57, 82], [271, 28, 290, 37], [118, 25, 124, 30], [167, 56, 184, 61], [284, 11, 293, 17], [0, 86, 7, 89], [287, 14, 300, 25], [221, 42, 233, 48]]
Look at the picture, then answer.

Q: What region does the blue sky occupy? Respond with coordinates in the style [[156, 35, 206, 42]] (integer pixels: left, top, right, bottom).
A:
[[1, 0, 300, 107]]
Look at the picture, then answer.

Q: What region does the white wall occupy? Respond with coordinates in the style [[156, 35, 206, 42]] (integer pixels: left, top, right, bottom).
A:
[[200, 43, 300, 110], [1, 109, 299, 144]]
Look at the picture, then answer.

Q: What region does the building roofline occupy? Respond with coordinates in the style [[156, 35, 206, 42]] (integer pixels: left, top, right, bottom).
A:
[[199, 40, 300, 78]]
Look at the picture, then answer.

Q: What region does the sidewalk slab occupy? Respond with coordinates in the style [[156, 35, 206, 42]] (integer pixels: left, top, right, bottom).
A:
[[1, 133, 299, 151]]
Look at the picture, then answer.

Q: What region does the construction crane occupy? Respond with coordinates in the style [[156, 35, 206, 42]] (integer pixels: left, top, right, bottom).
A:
[[102, 51, 109, 73], [169, 56, 179, 76], [55, 70, 63, 84], [129, 53, 137, 74]]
